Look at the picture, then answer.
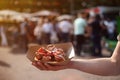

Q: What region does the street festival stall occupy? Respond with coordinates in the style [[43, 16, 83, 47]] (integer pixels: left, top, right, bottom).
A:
[[31, 10, 60, 22], [0, 9, 60, 46], [31, 10, 59, 17], [0, 10, 33, 23], [56, 14, 74, 21]]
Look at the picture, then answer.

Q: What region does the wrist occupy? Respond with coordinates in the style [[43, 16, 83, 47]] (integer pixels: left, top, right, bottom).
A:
[[67, 59, 76, 69], [117, 34, 120, 41]]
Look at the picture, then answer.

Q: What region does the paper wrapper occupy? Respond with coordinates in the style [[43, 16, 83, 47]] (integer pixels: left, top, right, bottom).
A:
[[26, 42, 75, 65]]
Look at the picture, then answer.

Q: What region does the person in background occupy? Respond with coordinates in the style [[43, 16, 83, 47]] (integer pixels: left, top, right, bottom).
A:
[[34, 18, 43, 44], [50, 19, 59, 44], [88, 15, 103, 57], [55, 20, 62, 42], [42, 18, 54, 44], [57, 19, 73, 42], [19, 18, 29, 50], [73, 11, 87, 56], [26, 20, 36, 44], [0, 25, 8, 47], [11, 26, 19, 48], [103, 17, 117, 40], [32, 34, 120, 76]]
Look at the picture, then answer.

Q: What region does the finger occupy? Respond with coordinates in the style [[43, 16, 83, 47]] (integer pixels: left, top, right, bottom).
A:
[[37, 61, 48, 70], [32, 61, 44, 70], [32, 61, 37, 66], [44, 63, 61, 71], [44, 63, 55, 71]]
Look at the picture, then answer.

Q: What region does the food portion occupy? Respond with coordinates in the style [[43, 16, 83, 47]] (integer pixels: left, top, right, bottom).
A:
[[34, 45, 67, 62]]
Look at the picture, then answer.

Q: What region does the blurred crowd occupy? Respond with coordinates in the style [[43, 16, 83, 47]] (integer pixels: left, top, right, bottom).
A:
[[0, 11, 119, 57]]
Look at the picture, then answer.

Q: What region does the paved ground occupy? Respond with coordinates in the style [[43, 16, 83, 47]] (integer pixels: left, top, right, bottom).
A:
[[0, 47, 120, 80]]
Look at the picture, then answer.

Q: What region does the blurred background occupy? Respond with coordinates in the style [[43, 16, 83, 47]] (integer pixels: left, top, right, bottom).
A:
[[0, 0, 120, 80]]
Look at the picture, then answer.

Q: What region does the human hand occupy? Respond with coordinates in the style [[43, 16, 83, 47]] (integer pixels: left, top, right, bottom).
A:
[[32, 61, 70, 71]]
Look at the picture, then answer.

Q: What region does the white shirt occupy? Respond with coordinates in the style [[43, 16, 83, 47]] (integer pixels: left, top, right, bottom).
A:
[[0, 26, 8, 46], [74, 18, 87, 35], [42, 22, 53, 34], [104, 21, 116, 33], [34, 25, 42, 39], [20, 22, 27, 35], [58, 20, 73, 33]]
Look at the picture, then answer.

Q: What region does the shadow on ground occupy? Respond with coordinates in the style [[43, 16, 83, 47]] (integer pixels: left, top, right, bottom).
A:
[[0, 60, 11, 68]]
